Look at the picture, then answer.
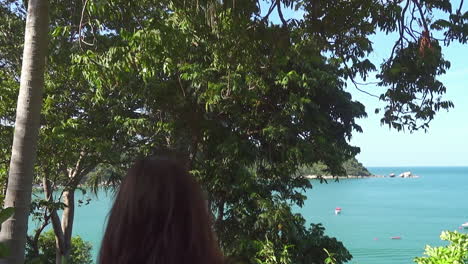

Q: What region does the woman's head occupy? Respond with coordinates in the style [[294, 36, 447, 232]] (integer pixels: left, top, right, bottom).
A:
[[99, 157, 223, 264]]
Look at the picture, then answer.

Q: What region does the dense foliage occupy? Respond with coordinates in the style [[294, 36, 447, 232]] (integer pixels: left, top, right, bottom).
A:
[[1, 0, 467, 263], [414, 231, 468, 264], [343, 159, 372, 177], [299, 158, 372, 177], [25, 230, 92, 264]]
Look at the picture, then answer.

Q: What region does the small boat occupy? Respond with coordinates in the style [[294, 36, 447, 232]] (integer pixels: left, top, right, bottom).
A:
[[391, 236, 401, 240], [389, 173, 396, 178], [462, 222, 468, 228], [335, 207, 342, 215]]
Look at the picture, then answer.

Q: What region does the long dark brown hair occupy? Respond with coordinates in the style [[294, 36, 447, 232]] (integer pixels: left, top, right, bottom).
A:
[[99, 157, 224, 264]]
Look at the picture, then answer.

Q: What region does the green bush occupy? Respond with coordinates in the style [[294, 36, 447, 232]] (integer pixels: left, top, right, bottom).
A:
[[414, 231, 468, 264], [252, 240, 293, 264], [25, 230, 92, 264]]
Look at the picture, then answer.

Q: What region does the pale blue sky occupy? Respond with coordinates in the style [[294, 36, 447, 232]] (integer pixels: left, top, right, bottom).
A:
[[351, 35, 468, 167], [262, 1, 468, 167]]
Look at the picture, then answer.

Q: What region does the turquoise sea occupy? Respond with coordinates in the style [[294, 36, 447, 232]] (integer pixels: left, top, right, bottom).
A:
[[300, 167, 468, 264], [29, 166, 468, 263]]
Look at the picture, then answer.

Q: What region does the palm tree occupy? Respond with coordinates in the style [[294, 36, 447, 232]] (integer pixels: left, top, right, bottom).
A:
[[0, 0, 49, 263]]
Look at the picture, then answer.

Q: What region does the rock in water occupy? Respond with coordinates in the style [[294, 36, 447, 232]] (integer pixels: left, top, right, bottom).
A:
[[399, 171, 416, 178]]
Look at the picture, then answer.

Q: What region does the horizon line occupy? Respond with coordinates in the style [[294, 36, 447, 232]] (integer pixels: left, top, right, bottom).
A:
[[366, 165, 468, 168]]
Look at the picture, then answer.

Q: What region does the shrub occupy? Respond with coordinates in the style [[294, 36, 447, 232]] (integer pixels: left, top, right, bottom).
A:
[[25, 230, 92, 264], [414, 231, 468, 264]]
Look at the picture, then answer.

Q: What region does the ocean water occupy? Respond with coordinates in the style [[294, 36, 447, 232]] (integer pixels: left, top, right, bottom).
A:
[[298, 167, 468, 264], [28, 167, 468, 263], [28, 190, 114, 261]]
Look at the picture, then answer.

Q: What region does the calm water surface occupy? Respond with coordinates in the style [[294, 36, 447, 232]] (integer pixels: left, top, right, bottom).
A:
[[29, 167, 468, 263], [299, 167, 468, 264]]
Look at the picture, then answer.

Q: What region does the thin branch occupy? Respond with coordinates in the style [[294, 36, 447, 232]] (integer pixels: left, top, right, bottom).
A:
[[73, 151, 86, 178], [412, 0, 429, 33], [79, 0, 94, 48], [79, 0, 88, 49], [458, 0, 464, 14], [339, 55, 380, 98], [276, 0, 288, 26], [178, 74, 186, 97], [62, 151, 87, 189], [43, 177, 66, 250], [409, 2, 417, 33], [406, 28, 445, 41], [261, 1, 277, 22], [404, 27, 418, 42], [400, 0, 410, 48], [86, 56, 111, 71], [388, 0, 410, 62], [350, 81, 381, 98], [31, 210, 51, 252], [353, 81, 380, 86], [418, 90, 429, 109]]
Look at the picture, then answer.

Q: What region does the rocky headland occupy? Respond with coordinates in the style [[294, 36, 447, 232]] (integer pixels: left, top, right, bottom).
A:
[[303, 171, 420, 180]]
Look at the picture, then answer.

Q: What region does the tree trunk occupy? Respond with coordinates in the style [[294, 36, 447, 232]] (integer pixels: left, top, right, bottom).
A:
[[42, 177, 65, 264], [56, 190, 75, 264], [0, 0, 49, 263], [47, 153, 88, 264], [48, 190, 75, 264], [54, 248, 62, 264]]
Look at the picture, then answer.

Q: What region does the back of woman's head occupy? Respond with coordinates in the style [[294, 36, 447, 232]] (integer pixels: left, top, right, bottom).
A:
[[99, 157, 223, 264]]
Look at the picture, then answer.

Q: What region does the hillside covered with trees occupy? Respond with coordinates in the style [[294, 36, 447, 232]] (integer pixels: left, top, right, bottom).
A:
[[299, 158, 372, 177]]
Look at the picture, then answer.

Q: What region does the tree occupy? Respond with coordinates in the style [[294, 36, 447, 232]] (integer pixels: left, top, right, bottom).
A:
[[73, 0, 467, 263], [0, 0, 49, 263], [73, 1, 466, 263], [1, 0, 149, 262], [0, 0, 25, 196]]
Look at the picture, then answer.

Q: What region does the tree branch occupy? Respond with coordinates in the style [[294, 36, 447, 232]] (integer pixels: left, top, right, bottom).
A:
[[276, 0, 287, 26], [66, 150, 88, 189], [338, 54, 380, 98], [412, 0, 429, 33], [262, 1, 277, 23], [79, 0, 95, 48], [43, 177, 66, 252], [458, 0, 465, 14], [29, 210, 51, 258], [389, 0, 410, 61]]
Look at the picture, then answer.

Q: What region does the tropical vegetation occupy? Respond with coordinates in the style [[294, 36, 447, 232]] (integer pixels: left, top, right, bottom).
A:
[[0, 0, 467, 263], [299, 158, 372, 177], [25, 230, 92, 264], [414, 231, 468, 264]]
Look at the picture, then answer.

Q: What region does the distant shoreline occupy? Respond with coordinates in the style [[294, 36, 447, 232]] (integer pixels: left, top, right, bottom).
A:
[[303, 174, 419, 179]]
